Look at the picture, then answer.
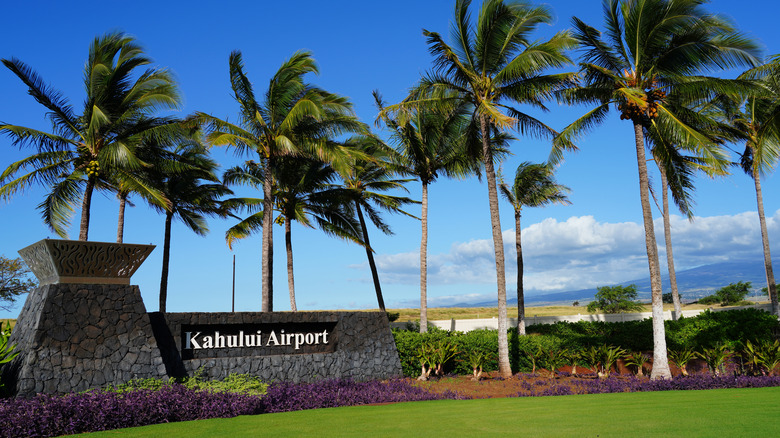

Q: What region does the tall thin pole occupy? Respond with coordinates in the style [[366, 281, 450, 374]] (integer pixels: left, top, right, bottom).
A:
[[232, 254, 236, 313]]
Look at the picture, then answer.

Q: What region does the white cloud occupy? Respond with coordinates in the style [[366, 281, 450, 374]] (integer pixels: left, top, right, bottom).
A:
[[367, 210, 780, 303]]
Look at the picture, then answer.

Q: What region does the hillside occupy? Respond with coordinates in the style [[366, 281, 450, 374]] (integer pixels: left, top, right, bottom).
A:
[[454, 258, 778, 307]]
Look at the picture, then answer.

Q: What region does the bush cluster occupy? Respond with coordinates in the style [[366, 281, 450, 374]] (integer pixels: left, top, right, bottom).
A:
[[393, 308, 780, 377], [108, 371, 268, 396]]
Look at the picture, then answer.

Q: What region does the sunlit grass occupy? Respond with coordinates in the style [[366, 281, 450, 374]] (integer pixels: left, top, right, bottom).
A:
[[75, 386, 780, 437]]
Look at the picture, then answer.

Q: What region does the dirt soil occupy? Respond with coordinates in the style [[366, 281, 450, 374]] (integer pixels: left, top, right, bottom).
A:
[[409, 372, 593, 399], [409, 361, 710, 399]]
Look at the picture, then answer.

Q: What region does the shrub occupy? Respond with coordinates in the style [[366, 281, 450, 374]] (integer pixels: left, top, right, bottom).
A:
[[668, 348, 697, 376], [0, 321, 19, 395], [742, 339, 780, 376], [662, 292, 681, 304], [108, 372, 268, 396], [586, 284, 644, 314], [624, 351, 650, 376], [697, 282, 752, 306], [417, 339, 459, 380]]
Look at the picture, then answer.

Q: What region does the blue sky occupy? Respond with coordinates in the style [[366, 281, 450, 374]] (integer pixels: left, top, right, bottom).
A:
[[1, 0, 779, 318]]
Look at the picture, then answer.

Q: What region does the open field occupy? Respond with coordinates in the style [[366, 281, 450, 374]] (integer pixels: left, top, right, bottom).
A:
[[388, 302, 758, 322], [76, 386, 780, 437]]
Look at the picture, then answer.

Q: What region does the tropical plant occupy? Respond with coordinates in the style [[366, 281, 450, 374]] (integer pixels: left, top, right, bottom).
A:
[[624, 351, 651, 377], [199, 50, 363, 311], [222, 157, 362, 311], [391, 0, 578, 378], [500, 162, 570, 335], [580, 345, 626, 379], [148, 135, 232, 313], [537, 347, 571, 379], [0, 256, 36, 311], [337, 137, 418, 311], [464, 349, 495, 381], [0, 321, 18, 393], [716, 58, 780, 317], [375, 92, 477, 332], [667, 347, 697, 376], [698, 344, 732, 377], [553, 0, 760, 379], [0, 32, 181, 240], [742, 339, 780, 376], [417, 339, 459, 380], [586, 284, 644, 314]]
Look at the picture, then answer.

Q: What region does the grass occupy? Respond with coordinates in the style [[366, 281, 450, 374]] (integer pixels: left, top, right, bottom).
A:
[[0, 319, 15, 332], [74, 386, 780, 437], [390, 302, 747, 322]]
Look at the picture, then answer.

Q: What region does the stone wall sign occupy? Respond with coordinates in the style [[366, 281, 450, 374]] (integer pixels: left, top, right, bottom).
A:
[[180, 322, 338, 358], [4, 239, 402, 397]]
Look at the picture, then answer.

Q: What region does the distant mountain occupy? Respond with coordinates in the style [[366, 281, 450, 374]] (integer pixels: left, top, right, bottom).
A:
[[450, 258, 777, 307]]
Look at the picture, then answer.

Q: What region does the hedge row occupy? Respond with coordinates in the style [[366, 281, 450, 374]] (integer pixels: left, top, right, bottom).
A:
[[392, 308, 780, 377]]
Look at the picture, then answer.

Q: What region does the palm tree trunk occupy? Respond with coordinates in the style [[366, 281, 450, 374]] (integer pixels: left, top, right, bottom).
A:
[[262, 157, 274, 312], [420, 182, 429, 333], [355, 200, 385, 312], [159, 210, 173, 314], [752, 160, 779, 317], [633, 122, 671, 379], [79, 178, 95, 241], [117, 192, 127, 243], [660, 168, 682, 320], [285, 219, 297, 312], [480, 115, 511, 378], [515, 208, 525, 336]]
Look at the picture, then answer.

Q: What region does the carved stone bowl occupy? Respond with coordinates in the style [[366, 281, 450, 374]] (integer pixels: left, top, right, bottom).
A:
[[18, 239, 155, 285]]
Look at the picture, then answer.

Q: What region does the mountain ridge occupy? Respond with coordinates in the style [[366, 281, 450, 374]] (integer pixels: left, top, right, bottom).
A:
[[449, 258, 777, 307]]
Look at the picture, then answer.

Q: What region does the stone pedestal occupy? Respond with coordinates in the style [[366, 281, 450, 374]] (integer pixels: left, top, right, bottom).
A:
[[2, 239, 162, 397], [4, 283, 166, 396]]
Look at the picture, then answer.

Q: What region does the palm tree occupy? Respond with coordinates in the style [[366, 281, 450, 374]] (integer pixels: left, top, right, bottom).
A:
[[388, 0, 577, 377], [0, 32, 180, 240], [717, 58, 780, 317], [338, 136, 418, 312], [499, 162, 570, 335], [375, 92, 477, 332], [553, 0, 760, 378], [199, 50, 363, 312], [150, 136, 231, 313], [647, 108, 731, 319], [222, 157, 362, 311]]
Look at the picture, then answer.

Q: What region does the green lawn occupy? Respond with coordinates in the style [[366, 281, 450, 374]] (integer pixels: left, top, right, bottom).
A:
[[77, 386, 780, 437]]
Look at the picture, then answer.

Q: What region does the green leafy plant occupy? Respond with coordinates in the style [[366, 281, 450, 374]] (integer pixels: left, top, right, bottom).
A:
[[1, 322, 20, 394], [624, 351, 651, 377], [586, 285, 645, 314], [107, 371, 268, 396], [580, 345, 626, 379], [668, 348, 697, 377], [417, 339, 459, 381], [0, 322, 18, 365], [698, 344, 732, 376], [537, 347, 571, 379], [464, 349, 495, 381], [742, 340, 780, 376]]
